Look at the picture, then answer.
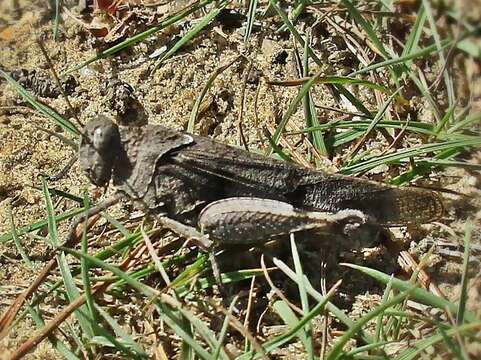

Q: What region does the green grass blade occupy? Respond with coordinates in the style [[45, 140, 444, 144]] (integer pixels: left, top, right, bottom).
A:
[[8, 205, 33, 268], [423, 0, 455, 107], [273, 257, 374, 344], [61, 0, 215, 76], [341, 0, 390, 60], [0, 207, 86, 243], [53, 0, 61, 40], [401, 4, 426, 61], [290, 235, 313, 357], [188, 56, 239, 132], [327, 287, 417, 360], [270, 72, 321, 149], [340, 137, 481, 174], [154, 1, 230, 69], [298, 119, 437, 137], [95, 305, 148, 357], [0, 68, 80, 136], [341, 263, 477, 323], [350, 38, 452, 77], [272, 300, 311, 352], [81, 192, 97, 333], [434, 102, 458, 135], [244, 0, 258, 42], [275, 1, 306, 33], [457, 219, 473, 325], [396, 322, 481, 360], [28, 305, 81, 360], [302, 34, 327, 158], [212, 296, 238, 359], [239, 285, 335, 359], [41, 177, 94, 338], [347, 87, 401, 160], [447, 110, 481, 134]]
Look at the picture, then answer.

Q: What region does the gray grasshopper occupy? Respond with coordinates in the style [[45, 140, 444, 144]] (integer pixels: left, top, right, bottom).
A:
[[78, 116, 444, 246]]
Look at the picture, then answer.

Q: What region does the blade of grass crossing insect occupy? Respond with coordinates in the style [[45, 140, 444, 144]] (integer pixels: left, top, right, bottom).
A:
[[8, 206, 33, 268], [0, 69, 80, 136], [61, 0, 215, 75], [27, 304, 81, 360], [244, 0, 258, 42], [341, 263, 477, 323], [326, 287, 417, 360], [290, 234, 314, 358], [42, 177, 94, 338], [457, 219, 474, 325], [81, 192, 98, 332], [154, 1, 230, 69]]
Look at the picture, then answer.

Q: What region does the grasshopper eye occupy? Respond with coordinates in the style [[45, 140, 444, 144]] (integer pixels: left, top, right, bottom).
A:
[[93, 124, 118, 152], [93, 127, 107, 150]]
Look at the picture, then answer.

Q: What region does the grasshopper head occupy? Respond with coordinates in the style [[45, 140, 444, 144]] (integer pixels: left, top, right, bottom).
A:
[[79, 116, 121, 186]]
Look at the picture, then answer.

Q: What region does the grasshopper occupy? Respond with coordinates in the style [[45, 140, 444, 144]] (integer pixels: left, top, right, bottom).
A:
[[78, 116, 443, 247]]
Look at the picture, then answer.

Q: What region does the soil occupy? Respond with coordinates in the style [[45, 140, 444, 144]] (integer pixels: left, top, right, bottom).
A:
[[0, 0, 480, 358]]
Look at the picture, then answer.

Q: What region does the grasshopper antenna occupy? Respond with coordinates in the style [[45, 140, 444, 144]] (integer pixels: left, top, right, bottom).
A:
[[42, 156, 78, 181], [35, 34, 85, 182]]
